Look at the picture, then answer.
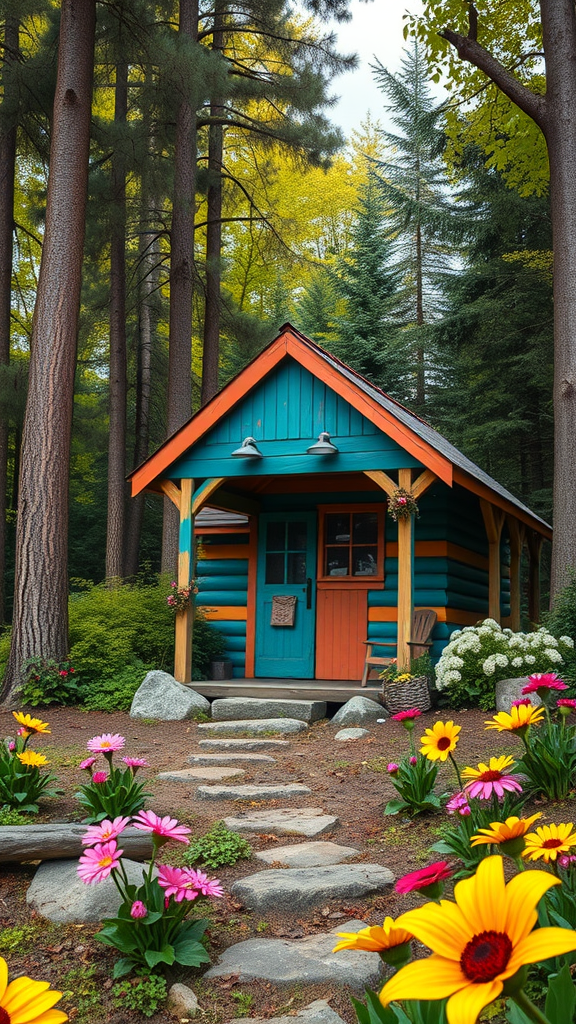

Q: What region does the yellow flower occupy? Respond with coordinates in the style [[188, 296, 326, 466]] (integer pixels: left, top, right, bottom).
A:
[[333, 917, 413, 953], [17, 752, 48, 768], [522, 822, 576, 863], [471, 814, 543, 847], [12, 713, 50, 735], [462, 755, 516, 781], [420, 720, 461, 762], [0, 956, 68, 1023], [379, 856, 576, 1024], [485, 704, 545, 733]]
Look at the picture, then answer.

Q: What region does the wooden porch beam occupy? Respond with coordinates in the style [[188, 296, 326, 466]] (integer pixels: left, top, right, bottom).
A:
[[192, 477, 226, 516], [507, 516, 526, 632], [481, 500, 505, 622], [527, 530, 544, 624], [174, 478, 194, 684], [363, 469, 397, 497], [159, 479, 181, 508], [412, 469, 436, 499]]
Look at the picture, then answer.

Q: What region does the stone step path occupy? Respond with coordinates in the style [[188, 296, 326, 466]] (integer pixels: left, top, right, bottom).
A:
[[204, 920, 383, 990], [231, 863, 394, 914], [199, 738, 290, 751], [188, 752, 276, 766], [211, 697, 326, 723], [198, 718, 308, 736], [230, 1000, 346, 1024], [198, 783, 311, 802], [224, 807, 338, 837], [254, 841, 358, 868], [158, 766, 245, 783]]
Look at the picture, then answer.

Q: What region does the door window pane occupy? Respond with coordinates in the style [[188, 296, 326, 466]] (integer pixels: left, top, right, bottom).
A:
[[287, 521, 307, 551], [266, 521, 285, 551], [265, 552, 285, 584], [353, 546, 378, 575], [287, 552, 307, 584], [326, 547, 349, 576], [353, 512, 378, 544], [326, 513, 350, 544]]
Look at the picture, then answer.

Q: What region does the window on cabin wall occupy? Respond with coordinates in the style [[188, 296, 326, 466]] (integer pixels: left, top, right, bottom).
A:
[[318, 507, 385, 582]]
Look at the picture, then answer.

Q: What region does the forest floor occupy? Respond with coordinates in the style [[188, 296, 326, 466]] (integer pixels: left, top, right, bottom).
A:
[[0, 705, 573, 1024]]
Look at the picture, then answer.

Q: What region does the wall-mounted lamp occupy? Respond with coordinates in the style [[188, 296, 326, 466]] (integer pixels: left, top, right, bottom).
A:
[[306, 431, 338, 455], [231, 436, 263, 459]]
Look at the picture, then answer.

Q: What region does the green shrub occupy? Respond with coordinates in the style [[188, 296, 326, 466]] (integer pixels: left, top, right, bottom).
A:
[[0, 806, 31, 826], [21, 656, 81, 707], [544, 571, 576, 683], [0, 628, 10, 685], [191, 613, 226, 680], [112, 975, 167, 1018], [81, 660, 151, 712], [183, 821, 252, 870]]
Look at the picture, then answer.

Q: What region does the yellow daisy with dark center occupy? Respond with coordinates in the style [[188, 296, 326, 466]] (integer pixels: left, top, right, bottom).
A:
[[419, 720, 461, 762], [470, 814, 542, 857], [522, 822, 576, 863], [16, 751, 48, 769], [379, 855, 576, 1024], [12, 712, 50, 735], [0, 955, 67, 1024], [485, 704, 545, 734]]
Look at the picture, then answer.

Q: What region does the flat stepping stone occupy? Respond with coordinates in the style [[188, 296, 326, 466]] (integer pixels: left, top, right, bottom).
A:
[[157, 766, 245, 782], [188, 753, 276, 766], [224, 808, 338, 837], [204, 919, 383, 990], [197, 783, 311, 801], [198, 719, 307, 736], [199, 738, 289, 751], [231, 863, 394, 914], [255, 841, 359, 869], [211, 697, 326, 723], [231, 999, 346, 1024], [334, 728, 370, 741]]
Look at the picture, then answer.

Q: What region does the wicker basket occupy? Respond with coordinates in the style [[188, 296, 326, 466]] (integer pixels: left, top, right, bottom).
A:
[[382, 675, 431, 715]]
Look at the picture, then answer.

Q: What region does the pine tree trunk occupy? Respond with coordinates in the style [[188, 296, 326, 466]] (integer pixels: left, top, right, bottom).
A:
[[201, 13, 225, 407], [0, 17, 18, 625], [2, 0, 96, 702], [414, 219, 425, 410], [161, 0, 198, 573], [105, 60, 128, 581]]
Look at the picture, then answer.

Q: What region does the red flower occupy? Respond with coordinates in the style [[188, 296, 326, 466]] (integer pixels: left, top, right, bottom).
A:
[[395, 861, 453, 896], [391, 709, 423, 723], [522, 672, 567, 695], [558, 699, 576, 710]]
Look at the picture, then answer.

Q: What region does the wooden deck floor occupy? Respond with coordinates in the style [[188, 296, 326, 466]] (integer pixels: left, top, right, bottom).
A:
[[191, 678, 384, 704]]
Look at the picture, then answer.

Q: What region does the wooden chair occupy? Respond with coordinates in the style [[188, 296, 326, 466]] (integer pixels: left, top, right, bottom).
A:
[[360, 608, 437, 686]]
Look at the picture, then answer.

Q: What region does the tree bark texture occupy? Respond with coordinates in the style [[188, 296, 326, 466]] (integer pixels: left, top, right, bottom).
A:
[[105, 60, 128, 581], [201, 12, 225, 407], [162, 0, 198, 573], [0, 17, 19, 624], [3, 0, 96, 701]]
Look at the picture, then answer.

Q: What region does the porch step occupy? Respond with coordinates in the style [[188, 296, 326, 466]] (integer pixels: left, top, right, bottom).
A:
[[197, 718, 308, 736], [211, 697, 326, 723], [197, 783, 311, 802], [198, 738, 290, 752]]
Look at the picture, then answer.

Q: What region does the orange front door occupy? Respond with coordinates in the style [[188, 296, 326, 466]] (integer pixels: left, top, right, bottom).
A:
[[315, 588, 368, 680]]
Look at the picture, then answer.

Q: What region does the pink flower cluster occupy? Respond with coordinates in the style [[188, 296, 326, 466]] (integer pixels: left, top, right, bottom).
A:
[[157, 865, 223, 902], [78, 735, 149, 776], [522, 672, 568, 695]]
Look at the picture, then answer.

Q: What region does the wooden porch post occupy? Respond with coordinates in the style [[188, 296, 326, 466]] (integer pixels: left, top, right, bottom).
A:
[[507, 516, 525, 632], [174, 477, 194, 683], [480, 500, 505, 622], [396, 468, 414, 672], [527, 531, 544, 624]]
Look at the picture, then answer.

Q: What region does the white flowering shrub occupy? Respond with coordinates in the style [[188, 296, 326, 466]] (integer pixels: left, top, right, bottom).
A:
[[435, 619, 575, 710]]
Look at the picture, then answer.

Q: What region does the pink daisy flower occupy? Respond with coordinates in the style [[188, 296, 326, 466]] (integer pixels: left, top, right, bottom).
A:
[[132, 810, 191, 845], [511, 698, 532, 707], [77, 840, 123, 884], [391, 709, 422, 723], [558, 698, 576, 711], [87, 733, 125, 754], [81, 816, 131, 846], [130, 900, 148, 918], [522, 672, 567, 695], [187, 869, 224, 898], [445, 791, 471, 816], [79, 756, 99, 771], [92, 771, 108, 784], [395, 861, 453, 896], [157, 865, 200, 902], [462, 755, 523, 801], [121, 757, 149, 769]]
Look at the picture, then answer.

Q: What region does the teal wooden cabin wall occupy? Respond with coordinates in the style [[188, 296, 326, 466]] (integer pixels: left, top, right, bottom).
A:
[[196, 532, 248, 677]]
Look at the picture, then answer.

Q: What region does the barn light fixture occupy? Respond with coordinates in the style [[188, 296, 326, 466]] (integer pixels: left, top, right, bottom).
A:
[[231, 437, 263, 459], [306, 431, 338, 455]]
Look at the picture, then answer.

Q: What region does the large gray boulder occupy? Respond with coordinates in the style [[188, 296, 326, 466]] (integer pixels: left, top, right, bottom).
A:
[[331, 696, 384, 726], [130, 670, 210, 720], [211, 697, 326, 722], [495, 677, 541, 712], [27, 858, 152, 923]]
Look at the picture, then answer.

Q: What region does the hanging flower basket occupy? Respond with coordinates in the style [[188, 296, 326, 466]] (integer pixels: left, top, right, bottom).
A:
[[387, 487, 419, 522], [166, 580, 198, 614], [382, 674, 431, 714]]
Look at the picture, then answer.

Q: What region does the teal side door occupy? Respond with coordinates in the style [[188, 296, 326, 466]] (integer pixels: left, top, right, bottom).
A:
[[255, 512, 316, 678]]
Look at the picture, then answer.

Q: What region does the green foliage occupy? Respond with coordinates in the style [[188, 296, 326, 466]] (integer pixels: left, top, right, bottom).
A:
[[545, 572, 576, 683], [517, 713, 576, 801], [232, 991, 254, 1017], [81, 661, 150, 713], [76, 757, 151, 823], [61, 964, 102, 1024], [183, 821, 252, 870], [21, 656, 80, 707], [190, 613, 227, 681], [112, 975, 168, 1018], [0, 738, 61, 814], [0, 924, 42, 954], [0, 806, 30, 826], [430, 791, 527, 877], [385, 755, 441, 817]]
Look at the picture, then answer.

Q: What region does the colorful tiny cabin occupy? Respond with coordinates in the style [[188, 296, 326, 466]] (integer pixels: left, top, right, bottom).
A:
[[129, 324, 551, 696]]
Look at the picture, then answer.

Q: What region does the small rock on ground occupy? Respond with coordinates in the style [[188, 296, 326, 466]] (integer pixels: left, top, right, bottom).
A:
[[188, 753, 276, 766], [27, 858, 152, 923], [334, 728, 370, 741], [198, 783, 311, 801], [211, 697, 326, 723], [198, 718, 307, 736], [230, 999, 346, 1024], [157, 766, 245, 782], [231, 863, 394, 913], [331, 696, 384, 726], [198, 738, 290, 751], [224, 808, 338, 837], [130, 671, 210, 720], [204, 920, 383, 990], [255, 841, 359, 868], [168, 983, 199, 1018]]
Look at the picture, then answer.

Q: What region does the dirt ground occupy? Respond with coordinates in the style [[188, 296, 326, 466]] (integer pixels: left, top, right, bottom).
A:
[[0, 705, 573, 1023]]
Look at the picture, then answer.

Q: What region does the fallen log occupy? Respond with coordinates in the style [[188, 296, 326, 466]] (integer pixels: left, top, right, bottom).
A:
[[0, 824, 153, 863]]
